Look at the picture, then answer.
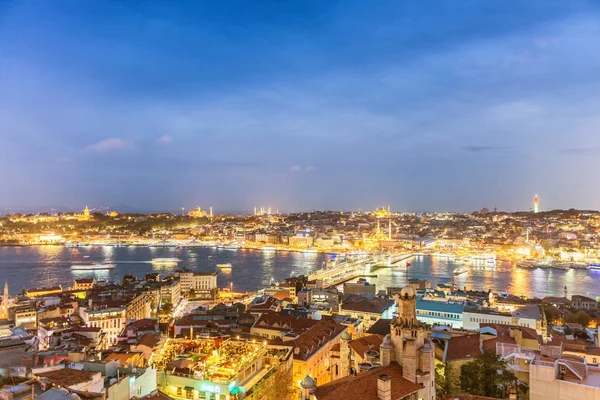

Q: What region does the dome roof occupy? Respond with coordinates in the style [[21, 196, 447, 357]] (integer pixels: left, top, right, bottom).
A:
[[381, 334, 394, 349], [419, 340, 434, 353], [341, 332, 352, 341], [399, 287, 415, 298], [301, 375, 316, 388]]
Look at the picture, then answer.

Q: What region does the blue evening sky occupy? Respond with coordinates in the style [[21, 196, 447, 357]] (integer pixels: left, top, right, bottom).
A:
[[1, 1, 600, 213]]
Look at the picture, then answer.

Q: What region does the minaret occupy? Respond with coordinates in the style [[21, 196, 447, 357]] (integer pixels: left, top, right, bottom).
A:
[[209, 206, 213, 217], [533, 194, 539, 213], [254, 207, 257, 216], [2, 281, 8, 320], [388, 217, 392, 240]]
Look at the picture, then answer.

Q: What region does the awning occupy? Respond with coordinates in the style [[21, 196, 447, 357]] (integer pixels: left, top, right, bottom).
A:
[[184, 386, 194, 392]]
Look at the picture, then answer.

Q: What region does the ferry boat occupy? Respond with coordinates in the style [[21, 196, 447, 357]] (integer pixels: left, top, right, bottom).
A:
[[151, 257, 181, 264], [71, 263, 115, 271], [589, 263, 600, 271], [217, 263, 233, 269], [65, 242, 79, 248], [453, 267, 468, 276]]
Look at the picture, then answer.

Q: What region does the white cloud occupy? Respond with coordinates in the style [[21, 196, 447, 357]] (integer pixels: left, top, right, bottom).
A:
[[84, 138, 133, 152], [156, 135, 173, 144], [290, 165, 302, 172]]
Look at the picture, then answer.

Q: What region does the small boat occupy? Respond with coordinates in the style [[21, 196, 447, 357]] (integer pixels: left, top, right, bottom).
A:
[[71, 263, 115, 270], [217, 263, 233, 269], [589, 263, 600, 271], [453, 267, 468, 276], [151, 257, 181, 264]]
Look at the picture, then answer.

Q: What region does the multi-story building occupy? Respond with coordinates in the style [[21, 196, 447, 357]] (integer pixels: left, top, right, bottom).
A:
[[177, 271, 218, 300], [290, 319, 348, 388], [297, 287, 341, 313], [73, 278, 96, 291], [462, 304, 542, 333], [571, 295, 598, 310], [125, 292, 154, 322], [343, 279, 377, 296], [339, 297, 395, 332], [530, 354, 600, 399], [159, 280, 181, 306], [79, 306, 126, 346], [24, 286, 62, 298], [10, 305, 37, 329], [415, 298, 465, 328]]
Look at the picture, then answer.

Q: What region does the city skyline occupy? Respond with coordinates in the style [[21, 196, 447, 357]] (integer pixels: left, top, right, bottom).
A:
[[2, 1, 600, 211]]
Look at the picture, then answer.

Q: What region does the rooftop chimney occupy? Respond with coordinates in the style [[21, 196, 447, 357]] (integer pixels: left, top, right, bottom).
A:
[[377, 374, 391, 400]]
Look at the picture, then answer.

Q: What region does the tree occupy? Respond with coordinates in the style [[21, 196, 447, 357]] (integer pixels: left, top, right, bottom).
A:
[[460, 350, 517, 398], [161, 302, 173, 314], [251, 367, 296, 400], [565, 310, 591, 327], [188, 289, 196, 299], [436, 363, 457, 398]]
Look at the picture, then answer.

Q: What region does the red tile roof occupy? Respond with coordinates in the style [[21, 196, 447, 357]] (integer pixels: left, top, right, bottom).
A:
[[444, 334, 492, 362], [292, 319, 347, 361], [313, 363, 422, 400], [253, 313, 319, 333], [349, 335, 383, 359], [36, 368, 97, 387]]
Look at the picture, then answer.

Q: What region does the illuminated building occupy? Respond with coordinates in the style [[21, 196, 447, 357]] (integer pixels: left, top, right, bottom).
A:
[[254, 206, 274, 216], [176, 271, 218, 299], [534, 194, 539, 213], [77, 205, 92, 221], [188, 206, 210, 218], [158, 338, 293, 400], [1, 282, 8, 320], [24, 286, 63, 298], [79, 305, 126, 347]]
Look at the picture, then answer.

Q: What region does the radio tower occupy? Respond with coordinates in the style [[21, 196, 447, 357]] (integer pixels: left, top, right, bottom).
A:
[[533, 194, 539, 213]]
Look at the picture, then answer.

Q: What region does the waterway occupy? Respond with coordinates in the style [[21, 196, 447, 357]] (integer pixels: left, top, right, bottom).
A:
[[0, 246, 598, 299]]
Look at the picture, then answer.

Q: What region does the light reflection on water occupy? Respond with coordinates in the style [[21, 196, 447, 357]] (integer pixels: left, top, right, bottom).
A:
[[0, 247, 598, 298]]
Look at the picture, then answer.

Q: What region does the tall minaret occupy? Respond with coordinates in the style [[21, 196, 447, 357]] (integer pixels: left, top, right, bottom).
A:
[[2, 281, 8, 320], [388, 208, 392, 241], [209, 206, 213, 217], [534, 194, 539, 213]]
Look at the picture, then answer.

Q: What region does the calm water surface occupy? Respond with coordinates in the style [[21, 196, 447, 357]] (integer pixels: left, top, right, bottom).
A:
[[0, 247, 598, 299]]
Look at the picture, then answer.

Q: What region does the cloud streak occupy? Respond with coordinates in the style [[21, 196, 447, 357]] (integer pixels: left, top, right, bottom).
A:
[[463, 145, 510, 153], [84, 138, 133, 153]]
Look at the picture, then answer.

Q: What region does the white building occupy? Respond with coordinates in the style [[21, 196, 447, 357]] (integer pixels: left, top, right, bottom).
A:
[[177, 271, 218, 299], [463, 305, 542, 333], [79, 306, 126, 346], [530, 355, 600, 400]]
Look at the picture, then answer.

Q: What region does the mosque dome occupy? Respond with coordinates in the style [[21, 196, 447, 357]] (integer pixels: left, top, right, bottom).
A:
[[341, 332, 352, 341]]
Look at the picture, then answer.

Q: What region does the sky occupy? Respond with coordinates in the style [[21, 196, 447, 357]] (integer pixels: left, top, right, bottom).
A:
[[1, 1, 600, 213]]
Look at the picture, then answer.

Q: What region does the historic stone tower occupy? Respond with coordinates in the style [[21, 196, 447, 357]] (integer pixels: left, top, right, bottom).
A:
[[386, 287, 436, 400]]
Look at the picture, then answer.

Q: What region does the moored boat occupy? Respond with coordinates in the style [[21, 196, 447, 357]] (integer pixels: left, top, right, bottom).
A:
[[71, 263, 115, 270]]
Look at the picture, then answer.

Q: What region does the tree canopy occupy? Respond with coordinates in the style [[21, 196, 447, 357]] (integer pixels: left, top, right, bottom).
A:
[[459, 350, 517, 398]]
